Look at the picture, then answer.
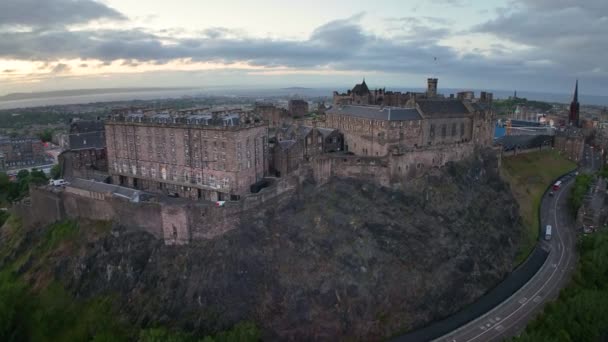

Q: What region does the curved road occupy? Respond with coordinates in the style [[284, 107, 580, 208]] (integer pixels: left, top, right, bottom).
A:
[[433, 144, 599, 342]]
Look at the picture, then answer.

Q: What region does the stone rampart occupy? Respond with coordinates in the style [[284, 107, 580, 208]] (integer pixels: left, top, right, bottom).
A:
[[19, 144, 479, 245]]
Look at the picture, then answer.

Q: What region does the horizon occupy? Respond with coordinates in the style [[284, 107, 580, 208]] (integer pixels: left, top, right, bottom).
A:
[[1, 1, 607, 96]]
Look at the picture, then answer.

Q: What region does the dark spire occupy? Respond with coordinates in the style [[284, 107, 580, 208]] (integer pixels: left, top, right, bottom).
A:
[[569, 80, 580, 127]]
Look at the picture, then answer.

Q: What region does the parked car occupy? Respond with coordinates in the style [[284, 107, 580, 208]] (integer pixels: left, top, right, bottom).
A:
[[49, 179, 68, 186]]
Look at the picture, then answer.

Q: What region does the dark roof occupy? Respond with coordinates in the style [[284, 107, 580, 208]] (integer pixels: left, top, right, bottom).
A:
[[69, 131, 105, 150], [352, 80, 370, 95], [278, 140, 297, 151], [417, 99, 471, 118], [495, 135, 553, 151], [326, 105, 421, 121], [317, 127, 338, 138], [70, 120, 104, 134]]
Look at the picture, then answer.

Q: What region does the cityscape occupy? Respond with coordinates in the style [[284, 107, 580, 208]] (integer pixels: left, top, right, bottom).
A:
[[0, 1, 607, 342]]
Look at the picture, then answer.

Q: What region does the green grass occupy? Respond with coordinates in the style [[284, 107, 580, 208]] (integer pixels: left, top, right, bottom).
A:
[[501, 150, 576, 265]]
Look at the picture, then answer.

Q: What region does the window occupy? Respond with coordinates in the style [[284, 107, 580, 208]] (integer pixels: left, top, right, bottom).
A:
[[430, 124, 435, 138], [460, 122, 465, 136], [441, 125, 446, 138], [451, 123, 457, 136]]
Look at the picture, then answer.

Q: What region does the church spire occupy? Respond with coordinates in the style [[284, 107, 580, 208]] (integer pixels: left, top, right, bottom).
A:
[[569, 80, 580, 127]]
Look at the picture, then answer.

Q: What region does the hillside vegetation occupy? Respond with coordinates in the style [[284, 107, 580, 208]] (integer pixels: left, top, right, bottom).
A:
[[500, 150, 576, 264], [513, 231, 608, 341], [0, 218, 259, 342]]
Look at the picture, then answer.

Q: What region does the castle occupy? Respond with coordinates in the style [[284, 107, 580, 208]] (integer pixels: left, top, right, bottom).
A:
[[22, 77, 496, 245]]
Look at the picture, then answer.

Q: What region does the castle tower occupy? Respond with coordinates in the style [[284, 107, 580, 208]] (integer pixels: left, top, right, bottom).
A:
[[569, 80, 580, 127], [427, 78, 438, 97]]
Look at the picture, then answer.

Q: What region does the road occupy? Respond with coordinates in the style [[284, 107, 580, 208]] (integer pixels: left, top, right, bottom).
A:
[[433, 145, 600, 342]]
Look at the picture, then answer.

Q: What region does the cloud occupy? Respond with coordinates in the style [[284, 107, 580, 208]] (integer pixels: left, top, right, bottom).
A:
[[474, 0, 608, 85], [0, 0, 125, 29], [3, 69, 16, 73], [51, 63, 71, 74], [1, 0, 607, 94]]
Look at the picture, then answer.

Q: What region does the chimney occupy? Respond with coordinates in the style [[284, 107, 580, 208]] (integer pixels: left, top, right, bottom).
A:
[[427, 78, 438, 97]]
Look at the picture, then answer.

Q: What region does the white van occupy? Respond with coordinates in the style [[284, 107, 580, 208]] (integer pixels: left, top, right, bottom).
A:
[[545, 225, 552, 241], [49, 179, 68, 186]]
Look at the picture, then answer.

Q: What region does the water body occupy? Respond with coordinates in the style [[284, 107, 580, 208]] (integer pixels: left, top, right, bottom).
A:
[[1, 87, 606, 110]]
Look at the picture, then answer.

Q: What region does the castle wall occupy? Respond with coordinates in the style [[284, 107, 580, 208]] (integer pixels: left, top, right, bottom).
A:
[[312, 143, 477, 187]]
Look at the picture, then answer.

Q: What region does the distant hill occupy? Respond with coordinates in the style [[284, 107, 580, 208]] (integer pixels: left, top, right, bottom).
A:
[[0, 87, 196, 101]]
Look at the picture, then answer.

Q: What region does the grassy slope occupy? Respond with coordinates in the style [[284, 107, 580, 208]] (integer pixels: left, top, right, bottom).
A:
[[500, 150, 576, 265]]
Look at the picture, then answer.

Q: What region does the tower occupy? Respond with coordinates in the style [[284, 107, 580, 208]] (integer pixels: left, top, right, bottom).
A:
[[427, 78, 438, 97], [569, 80, 580, 127]]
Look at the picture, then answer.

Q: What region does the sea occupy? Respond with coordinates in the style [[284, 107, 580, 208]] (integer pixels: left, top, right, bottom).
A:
[[0, 87, 606, 110]]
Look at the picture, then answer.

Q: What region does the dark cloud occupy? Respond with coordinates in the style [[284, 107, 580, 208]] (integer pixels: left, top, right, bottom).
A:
[[3, 69, 16, 73], [79, 63, 88, 68], [0, 0, 125, 29], [475, 0, 608, 87], [51, 63, 71, 74], [1, 1, 606, 94]]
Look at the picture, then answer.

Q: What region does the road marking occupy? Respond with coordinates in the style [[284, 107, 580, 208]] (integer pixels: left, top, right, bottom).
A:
[[533, 296, 542, 303], [495, 325, 504, 332], [462, 180, 570, 342], [495, 317, 501, 321], [518, 297, 527, 304]]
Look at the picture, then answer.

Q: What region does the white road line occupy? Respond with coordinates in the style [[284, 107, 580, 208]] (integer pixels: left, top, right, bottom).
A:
[[463, 180, 569, 342]]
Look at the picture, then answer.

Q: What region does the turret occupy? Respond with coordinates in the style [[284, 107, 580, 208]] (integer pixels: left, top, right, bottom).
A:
[[427, 78, 438, 97]]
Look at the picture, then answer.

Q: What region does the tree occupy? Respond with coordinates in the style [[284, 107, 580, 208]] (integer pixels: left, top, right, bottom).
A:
[[16, 170, 29, 182], [50, 164, 61, 180], [0, 173, 9, 192], [38, 129, 53, 143]]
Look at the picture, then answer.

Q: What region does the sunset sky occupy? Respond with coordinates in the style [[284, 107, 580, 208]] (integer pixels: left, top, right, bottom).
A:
[[0, 0, 606, 95]]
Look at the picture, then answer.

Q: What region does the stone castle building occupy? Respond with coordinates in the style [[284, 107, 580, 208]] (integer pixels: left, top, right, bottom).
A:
[[59, 119, 108, 179], [288, 99, 309, 117], [105, 110, 268, 201], [326, 79, 495, 157]]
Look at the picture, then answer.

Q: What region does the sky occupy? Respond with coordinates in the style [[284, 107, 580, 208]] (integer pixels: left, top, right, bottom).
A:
[[0, 0, 606, 96]]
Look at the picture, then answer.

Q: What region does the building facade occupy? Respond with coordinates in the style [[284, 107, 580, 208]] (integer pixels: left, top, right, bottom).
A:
[[0, 137, 46, 171], [60, 120, 108, 179], [105, 112, 268, 201], [326, 79, 494, 157], [288, 99, 309, 117]]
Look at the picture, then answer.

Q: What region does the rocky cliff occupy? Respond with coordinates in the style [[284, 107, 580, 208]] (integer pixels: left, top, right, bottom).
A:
[[3, 150, 523, 341]]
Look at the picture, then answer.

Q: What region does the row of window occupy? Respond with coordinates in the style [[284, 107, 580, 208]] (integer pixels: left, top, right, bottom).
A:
[[429, 122, 466, 139], [113, 162, 232, 189]]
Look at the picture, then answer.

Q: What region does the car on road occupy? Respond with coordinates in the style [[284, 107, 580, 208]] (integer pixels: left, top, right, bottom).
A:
[[545, 225, 552, 240], [549, 191, 554, 197], [552, 181, 562, 191]]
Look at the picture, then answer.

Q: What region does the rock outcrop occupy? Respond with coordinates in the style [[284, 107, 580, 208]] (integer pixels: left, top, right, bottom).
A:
[[7, 150, 523, 340]]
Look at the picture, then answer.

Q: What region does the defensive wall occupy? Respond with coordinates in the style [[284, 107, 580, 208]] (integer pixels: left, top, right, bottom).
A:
[[18, 142, 492, 245], [312, 142, 478, 187], [17, 174, 300, 245]]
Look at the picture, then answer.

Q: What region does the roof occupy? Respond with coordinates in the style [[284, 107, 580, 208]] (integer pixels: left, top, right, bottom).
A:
[[317, 127, 338, 138], [70, 120, 104, 134], [416, 99, 471, 118], [495, 135, 553, 151], [326, 105, 422, 121], [68, 131, 105, 150], [352, 80, 370, 95], [68, 178, 141, 199], [278, 140, 297, 151]]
